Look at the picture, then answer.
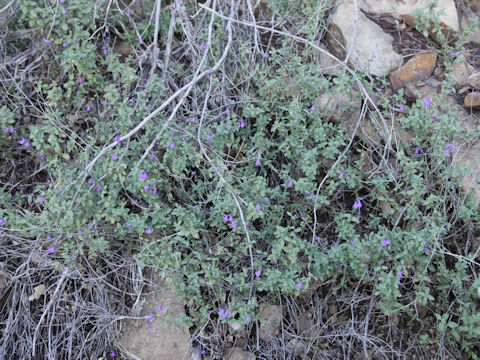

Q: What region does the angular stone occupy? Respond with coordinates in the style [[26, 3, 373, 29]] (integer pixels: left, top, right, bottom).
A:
[[465, 92, 480, 109], [358, 0, 459, 33], [389, 52, 436, 90], [258, 304, 282, 343], [118, 279, 191, 360], [467, 73, 480, 89], [317, 45, 341, 75], [227, 347, 256, 360], [327, 1, 402, 76], [460, 13, 480, 44], [452, 147, 480, 200], [451, 60, 476, 88]]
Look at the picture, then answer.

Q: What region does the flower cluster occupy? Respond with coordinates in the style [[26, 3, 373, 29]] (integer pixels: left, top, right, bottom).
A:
[[218, 308, 230, 318], [352, 199, 362, 209], [444, 143, 457, 157]]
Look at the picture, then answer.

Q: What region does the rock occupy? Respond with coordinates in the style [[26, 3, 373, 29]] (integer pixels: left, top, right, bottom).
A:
[[451, 60, 476, 88], [358, 0, 459, 33], [113, 41, 133, 58], [227, 347, 256, 360], [327, 0, 402, 76], [295, 312, 314, 336], [258, 304, 282, 342], [389, 52, 436, 90], [286, 339, 307, 356], [470, 0, 480, 13], [317, 45, 341, 75], [465, 92, 480, 109], [467, 73, 480, 89], [452, 146, 480, 200], [460, 13, 480, 44], [315, 90, 361, 124], [118, 278, 192, 360]]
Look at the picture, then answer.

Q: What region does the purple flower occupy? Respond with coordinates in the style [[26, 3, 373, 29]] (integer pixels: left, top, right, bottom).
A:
[[285, 180, 293, 187], [255, 203, 262, 211], [399, 105, 405, 112], [263, 197, 269, 202], [86, 105, 91, 112], [231, 222, 237, 229], [114, 135, 122, 143], [237, 121, 245, 129], [255, 159, 261, 166], [39, 196, 45, 203], [61, 8, 66, 15], [156, 306, 164, 311], [110, 352, 116, 358], [397, 272, 404, 279], [206, 135, 212, 142], [18, 138, 26, 145], [262, 53, 268, 58], [444, 149, 451, 157], [246, 315, 251, 323], [63, 42, 69, 48], [423, 98, 431, 108], [145, 226, 152, 234], [39, 154, 45, 160], [24, 141, 30, 147], [93, 44, 98, 49], [143, 185, 150, 192], [47, 246, 56, 254], [139, 171, 148, 180], [381, 238, 391, 247], [60, 0, 64, 3], [0, 218, 3, 226], [103, 49, 108, 55], [339, 172, 345, 179], [413, 70, 418, 75], [350, 240, 355, 245], [255, 269, 262, 277], [41, 37, 51, 44], [147, 312, 154, 321], [126, 223, 131, 229], [225, 108, 230, 114], [167, 142, 175, 149], [233, 273, 238, 278], [111, 154, 118, 160], [296, 282, 303, 289], [223, 214, 233, 223], [150, 154, 155, 160], [129, 98, 134, 103], [218, 308, 230, 318], [152, 187, 157, 194], [88, 180, 96, 185], [310, 105, 315, 111], [78, 77, 83, 84], [353, 199, 362, 209], [424, 247, 430, 252], [96, 185, 102, 192], [435, 116, 440, 122], [139, 39, 145, 45]]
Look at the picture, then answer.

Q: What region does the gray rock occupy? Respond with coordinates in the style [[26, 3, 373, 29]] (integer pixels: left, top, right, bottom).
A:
[[118, 279, 192, 360], [258, 304, 282, 343], [327, 0, 402, 76], [451, 60, 476, 88], [467, 73, 480, 89], [227, 347, 256, 360], [358, 0, 459, 33]]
